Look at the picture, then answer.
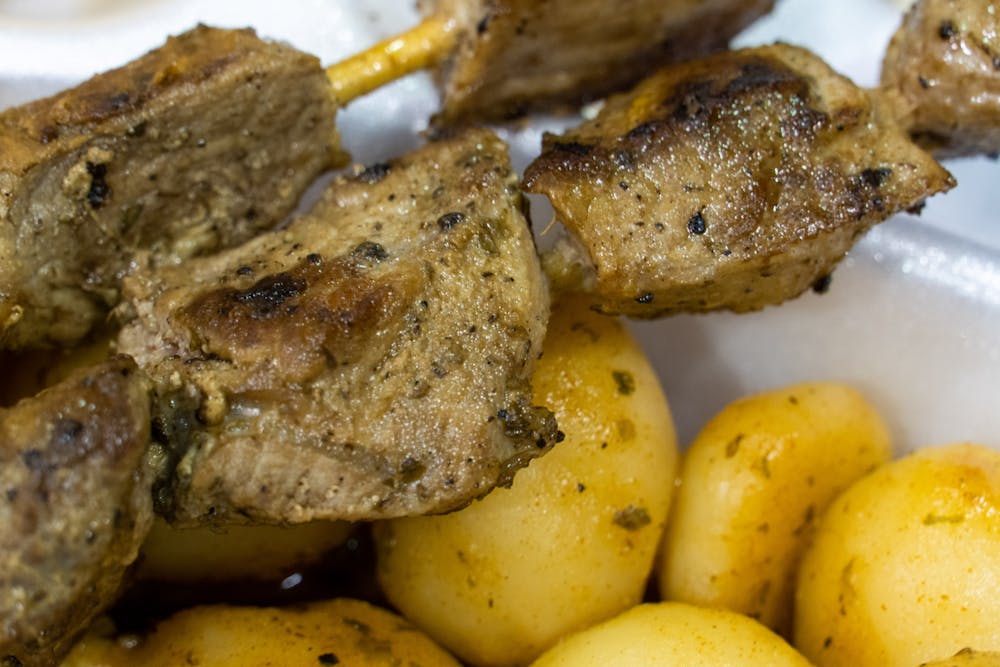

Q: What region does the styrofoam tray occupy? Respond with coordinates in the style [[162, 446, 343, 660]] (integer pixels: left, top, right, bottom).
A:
[[1, 0, 997, 450]]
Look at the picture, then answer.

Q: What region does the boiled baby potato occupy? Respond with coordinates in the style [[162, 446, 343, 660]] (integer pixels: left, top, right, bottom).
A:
[[61, 598, 460, 666], [530, 602, 813, 666], [137, 517, 354, 583], [921, 649, 1000, 667], [660, 382, 892, 634], [795, 443, 1000, 667], [374, 295, 679, 667], [0, 328, 113, 406]]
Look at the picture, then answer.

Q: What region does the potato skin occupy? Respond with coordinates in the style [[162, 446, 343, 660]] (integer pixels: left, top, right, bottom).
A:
[[530, 602, 813, 666], [373, 296, 679, 667], [137, 518, 354, 583], [794, 443, 1000, 667], [0, 329, 113, 406], [660, 382, 891, 634], [921, 649, 1000, 667], [61, 598, 461, 667]]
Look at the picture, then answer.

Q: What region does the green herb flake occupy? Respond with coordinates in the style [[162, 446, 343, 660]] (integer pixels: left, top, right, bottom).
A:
[[612, 370, 636, 396], [613, 505, 651, 531]]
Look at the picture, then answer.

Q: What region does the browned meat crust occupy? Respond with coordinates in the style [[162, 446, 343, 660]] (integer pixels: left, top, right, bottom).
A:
[[524, 44, 954, 317], [0, 25, 342, 351], [881, 0, 1000, 158], [422, 0, 774, 125], [0, 357, 154, 667], [116, 129, 556, 526]]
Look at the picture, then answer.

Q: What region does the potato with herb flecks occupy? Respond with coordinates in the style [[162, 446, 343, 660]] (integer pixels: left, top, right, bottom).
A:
[[530, 602, 813, 666], [794, 443, 1000, 667], [373, 296, 678, 667], [61, 598, 460, 667], [659, 382, 892, 635]]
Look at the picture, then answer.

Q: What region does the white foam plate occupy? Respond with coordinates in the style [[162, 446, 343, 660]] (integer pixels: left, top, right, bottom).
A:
[[1, 0, 997, 451]]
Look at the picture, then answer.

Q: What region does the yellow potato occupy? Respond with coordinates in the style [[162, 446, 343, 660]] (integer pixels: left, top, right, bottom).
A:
[[921, 649, 1000, 667], [794, 443, 1000, 667], [373, 296, 679, 667], [660, 382, 892, 634], [61, 598, 460, 667], [0, 329, 112, 405], [137, 517, 354, 583], [530, 602, 813, 666]]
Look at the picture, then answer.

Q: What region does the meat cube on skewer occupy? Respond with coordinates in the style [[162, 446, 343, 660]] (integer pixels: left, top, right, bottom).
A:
[[424, 0, 774, 124], [0, 25, 342, 351], [881, 0, 1000, 158], [328, 0, 774, 124], [524, 44, 954, 318], [116, 129, 557, 526], [0, 357, 155, 667], [2, 3, 775, 352]]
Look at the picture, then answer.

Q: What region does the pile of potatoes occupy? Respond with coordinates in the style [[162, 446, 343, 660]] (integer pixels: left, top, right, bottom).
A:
[[59, 296, 1000, 666]]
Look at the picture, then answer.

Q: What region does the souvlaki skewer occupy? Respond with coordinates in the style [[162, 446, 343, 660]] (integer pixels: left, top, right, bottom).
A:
[[0, 1, 775, 351]]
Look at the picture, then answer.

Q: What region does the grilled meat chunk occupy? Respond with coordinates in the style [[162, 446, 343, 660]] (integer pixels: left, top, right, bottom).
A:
[[881, 0, 1000, 158], [421, 0, 774, 125], [524, 44, 954, 317], [116, 129, 555, 526], [0, 25, 342, 350], [0, 357, 154, 667]]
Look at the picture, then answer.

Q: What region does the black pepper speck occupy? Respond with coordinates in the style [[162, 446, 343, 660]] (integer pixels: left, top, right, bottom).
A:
[[476, 13, 491, 34], [437, 212, 465, 230], [688, 211, 707, 235], [86, 161, 110, 209], [357, 162, 390, 184], [352, 241, 389, 262], [860, 167, 892, 188], [552, 141, 593, 156]]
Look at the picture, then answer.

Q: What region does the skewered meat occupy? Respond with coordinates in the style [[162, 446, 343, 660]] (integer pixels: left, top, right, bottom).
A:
[[0, 25, 342, 351], [881, 0, 1000, 158], [420, 0, 774, 124], [0, 357, 154, 667], [524, 44, 954, 317], [116, 129, 557, 526]]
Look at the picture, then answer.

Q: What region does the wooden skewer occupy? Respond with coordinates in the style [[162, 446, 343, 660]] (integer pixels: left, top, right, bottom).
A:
[[326, 15, 459, 106]]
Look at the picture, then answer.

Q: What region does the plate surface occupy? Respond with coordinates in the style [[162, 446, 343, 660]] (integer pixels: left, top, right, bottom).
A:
[[1, 0, 997, 449]]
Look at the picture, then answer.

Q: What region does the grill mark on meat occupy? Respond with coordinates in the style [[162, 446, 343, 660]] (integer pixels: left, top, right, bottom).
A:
[[230, 273, 308, 318], [178, 258, 415, 388], [31, 40, 243, 135], [664, 59, 808, 123], [529, 57, 826, 183]]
